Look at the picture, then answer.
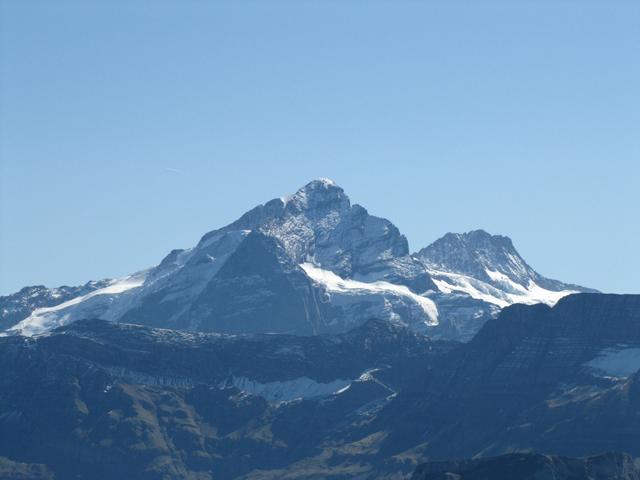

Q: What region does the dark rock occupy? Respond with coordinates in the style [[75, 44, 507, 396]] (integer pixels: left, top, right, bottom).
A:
[[411, 452, 640, 480]]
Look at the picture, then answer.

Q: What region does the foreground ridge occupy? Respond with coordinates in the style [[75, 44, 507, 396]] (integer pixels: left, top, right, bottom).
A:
[[1, 295, 640, 478], [411, 452, 640, 480]]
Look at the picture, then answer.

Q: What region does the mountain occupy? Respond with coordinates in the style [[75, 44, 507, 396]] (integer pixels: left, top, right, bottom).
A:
[[1, 294, 640, 479], [411, 452, 640, 480], [1, 179, 591, 340], [416, 229, 591, 307], [414, 229, 596, 339]]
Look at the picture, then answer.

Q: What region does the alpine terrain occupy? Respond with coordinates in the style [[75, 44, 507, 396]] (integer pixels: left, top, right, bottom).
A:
[[1, 179, 592, 341], [2, 294, 640, 479], [3, 179, 634, 480]]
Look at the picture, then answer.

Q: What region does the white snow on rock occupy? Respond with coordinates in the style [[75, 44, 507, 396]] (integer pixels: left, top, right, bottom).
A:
[[428, 267, 576, 309], [8, 228, 252, 337], [415, 229, 585, 318], [224, 376, 351, 403], [9, 273, 148, 336], [585, 346, 640, 378], [300, 262, 439, 325]]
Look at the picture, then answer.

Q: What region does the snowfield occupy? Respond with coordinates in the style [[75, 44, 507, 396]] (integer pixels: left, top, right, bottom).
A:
[[300, 262, 439, 325], [224, 375, 352, 403], [428, 267, 577, 309], [9, 273, 148, 336], [586, 346, 640, 378]]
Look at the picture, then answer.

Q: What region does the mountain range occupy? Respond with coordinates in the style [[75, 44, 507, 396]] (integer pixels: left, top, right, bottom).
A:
[[0, 178, 593, 341], [0, 179, 638, 479], [1, 294, 640, 479]]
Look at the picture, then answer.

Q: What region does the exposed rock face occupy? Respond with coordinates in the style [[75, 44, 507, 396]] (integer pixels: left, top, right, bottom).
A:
[[199, 178, 422, 285], [159, 231, 325, 334], [1, 180, 592, 340], [418, 230, 544, 287], [411, 452, 640, 480], [417, 229, 591, 295]]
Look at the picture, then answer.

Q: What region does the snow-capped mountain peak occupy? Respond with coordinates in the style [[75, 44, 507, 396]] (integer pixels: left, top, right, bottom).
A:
[[416, 229, 535, 287], [414, 229, 590, 315], [283, 178, 347, 210], [4, 180, 435, 337], [1, 182, 594, 341]]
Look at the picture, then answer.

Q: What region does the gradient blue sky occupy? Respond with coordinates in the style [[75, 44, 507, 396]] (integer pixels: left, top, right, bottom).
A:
[[1, 0, 638, 295]]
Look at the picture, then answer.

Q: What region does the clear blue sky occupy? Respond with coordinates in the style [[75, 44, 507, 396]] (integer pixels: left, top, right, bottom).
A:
[[1, 0, 638, 295]]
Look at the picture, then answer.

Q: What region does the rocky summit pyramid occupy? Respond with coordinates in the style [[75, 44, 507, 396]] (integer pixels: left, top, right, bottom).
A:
[[1, 179, 592, 340]]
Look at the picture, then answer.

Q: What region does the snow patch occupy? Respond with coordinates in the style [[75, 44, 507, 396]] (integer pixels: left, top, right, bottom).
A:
[[429, 268, 575, 308], [585, 346, 640, 378], [316, 177, 337, 187], [300, 262, 438, 325], [9, 273, 147, 336], [224, 376, 351, 403]]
